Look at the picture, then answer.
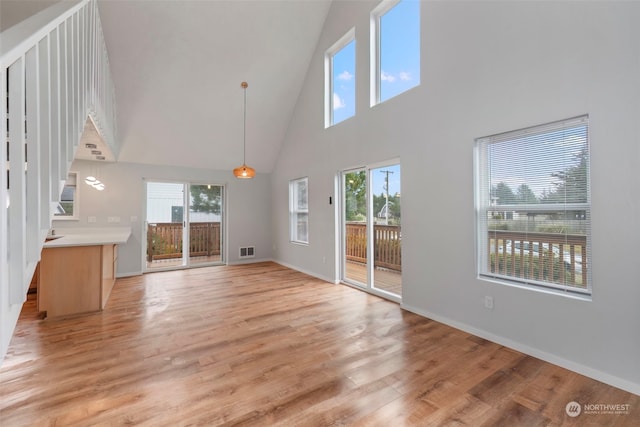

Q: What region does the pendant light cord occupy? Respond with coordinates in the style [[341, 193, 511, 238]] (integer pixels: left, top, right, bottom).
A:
[[233, 81, 255, 178], [243, 82, 247, 165]]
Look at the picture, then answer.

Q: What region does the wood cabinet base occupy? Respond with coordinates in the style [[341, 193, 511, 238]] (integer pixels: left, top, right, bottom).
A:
[[38, 244, 117, 318]]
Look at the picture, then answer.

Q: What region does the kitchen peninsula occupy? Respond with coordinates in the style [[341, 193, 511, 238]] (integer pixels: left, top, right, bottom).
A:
[[38, 228, 131, 318]]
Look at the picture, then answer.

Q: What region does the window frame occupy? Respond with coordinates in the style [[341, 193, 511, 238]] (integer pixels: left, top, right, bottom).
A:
[[474, 116, 592, 297], [289, 176, 309, 245], [325, 28, 356, 128], [53, 171, 79, 221]]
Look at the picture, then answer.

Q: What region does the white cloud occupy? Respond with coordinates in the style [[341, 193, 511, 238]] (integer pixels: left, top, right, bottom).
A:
[[399, 71, 411, 81], [337, 70, 353, 81], [381, 71, 396, 83], [333, 93, 345, 109]]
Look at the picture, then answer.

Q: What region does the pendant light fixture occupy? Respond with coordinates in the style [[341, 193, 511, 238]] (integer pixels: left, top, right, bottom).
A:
[[233, 81, 256, 179]]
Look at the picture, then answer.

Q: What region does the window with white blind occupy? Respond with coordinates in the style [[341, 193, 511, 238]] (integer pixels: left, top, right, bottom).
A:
[[475, 116, 591, 296], [290, 177, 309, 244]]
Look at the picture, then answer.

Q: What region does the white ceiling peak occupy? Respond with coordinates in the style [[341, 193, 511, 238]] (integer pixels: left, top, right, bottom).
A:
[[96, 0, 332, 173]]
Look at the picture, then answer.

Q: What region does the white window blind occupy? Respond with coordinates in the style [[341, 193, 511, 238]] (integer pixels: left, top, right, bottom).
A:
[[475, 115, 591, 295], [290, 177, 309, 244]]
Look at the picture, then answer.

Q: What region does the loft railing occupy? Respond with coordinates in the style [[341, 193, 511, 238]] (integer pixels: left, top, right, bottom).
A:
[[0, 0, 117, 360]]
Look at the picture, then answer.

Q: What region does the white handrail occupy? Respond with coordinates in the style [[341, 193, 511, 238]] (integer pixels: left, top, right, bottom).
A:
[[0, 0, 118, 362], [0, 1, 84, 67]]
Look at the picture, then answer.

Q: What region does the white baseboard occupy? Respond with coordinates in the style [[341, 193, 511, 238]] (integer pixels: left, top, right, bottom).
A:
[[401, 302, 640, 397], [228, 257, 273, 265]]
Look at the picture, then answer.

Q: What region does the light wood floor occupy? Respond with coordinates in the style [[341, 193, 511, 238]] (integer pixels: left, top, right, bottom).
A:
[[1, 262, 637, 426]]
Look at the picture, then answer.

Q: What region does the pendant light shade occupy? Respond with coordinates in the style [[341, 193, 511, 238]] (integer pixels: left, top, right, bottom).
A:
[[233, 164, 255, 178], [233, 81, 256, 179]]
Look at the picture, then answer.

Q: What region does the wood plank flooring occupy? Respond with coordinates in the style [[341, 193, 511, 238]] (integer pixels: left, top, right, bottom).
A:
[[1, 262, 638, 426]]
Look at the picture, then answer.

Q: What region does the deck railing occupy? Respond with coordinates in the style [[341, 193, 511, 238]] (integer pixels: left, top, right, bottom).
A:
[[146, 221, 403, 271], [1, 0, 117, 360], [489, 230, 587, 287], [345, 222, 401, 272], [147, 222, 221, 261]]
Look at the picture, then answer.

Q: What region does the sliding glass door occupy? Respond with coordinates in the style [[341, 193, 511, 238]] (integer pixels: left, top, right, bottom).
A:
[[188, 184, 223, 266], [342, 168, 368, 285], [341, 162, 402, 299], [145, 181, 224, 271], [370, 164, 402, 296], [146, 182, 186, 270]]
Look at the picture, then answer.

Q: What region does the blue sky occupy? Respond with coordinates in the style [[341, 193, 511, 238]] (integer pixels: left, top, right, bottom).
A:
[[380, 0, 420, 102], [332, 0, 420, 124], [372, 164, 401, 197], [332, 40, 355, 124]]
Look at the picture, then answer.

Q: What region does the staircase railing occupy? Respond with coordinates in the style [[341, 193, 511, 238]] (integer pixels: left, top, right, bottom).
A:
[[0, 0, 117, 361]]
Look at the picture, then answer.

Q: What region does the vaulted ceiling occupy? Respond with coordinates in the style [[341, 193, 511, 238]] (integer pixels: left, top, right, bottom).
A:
[[1, 0, 333, 173]]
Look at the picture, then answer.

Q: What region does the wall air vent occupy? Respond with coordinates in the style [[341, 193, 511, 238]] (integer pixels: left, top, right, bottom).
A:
[[239, 246, 255, 258]]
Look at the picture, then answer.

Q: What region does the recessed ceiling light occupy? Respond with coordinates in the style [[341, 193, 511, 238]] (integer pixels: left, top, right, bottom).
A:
[[91, 150, 102, 155], [85, 143, 97, 149], [96, 156, 106, 160]]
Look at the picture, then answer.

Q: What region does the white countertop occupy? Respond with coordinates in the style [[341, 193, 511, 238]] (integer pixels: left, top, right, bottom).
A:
[[43, 227, 131, 248]]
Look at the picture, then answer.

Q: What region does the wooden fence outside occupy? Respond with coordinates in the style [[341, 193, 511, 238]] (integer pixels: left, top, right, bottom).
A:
[[345, 222, 401, 272], [147, 222, 221, 262]]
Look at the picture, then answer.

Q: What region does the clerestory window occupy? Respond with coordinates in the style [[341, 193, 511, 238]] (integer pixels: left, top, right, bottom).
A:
[[371, 0, 420, 106], [325, 29, 356, 127]]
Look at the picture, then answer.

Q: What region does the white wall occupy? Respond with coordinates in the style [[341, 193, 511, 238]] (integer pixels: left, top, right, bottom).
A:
[[271, 1, 640, 394], [53, 160, 273, 275], [0, 0, 62, 32]]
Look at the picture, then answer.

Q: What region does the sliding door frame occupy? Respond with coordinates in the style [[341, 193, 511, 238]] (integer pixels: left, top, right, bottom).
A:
[[143, 179, 226, 273], [339, 159, 401, 303]]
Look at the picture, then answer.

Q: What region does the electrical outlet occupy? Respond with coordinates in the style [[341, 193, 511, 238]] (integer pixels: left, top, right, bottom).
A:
[[484, 296, 494, 310], [87, 216, 97, 223]]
